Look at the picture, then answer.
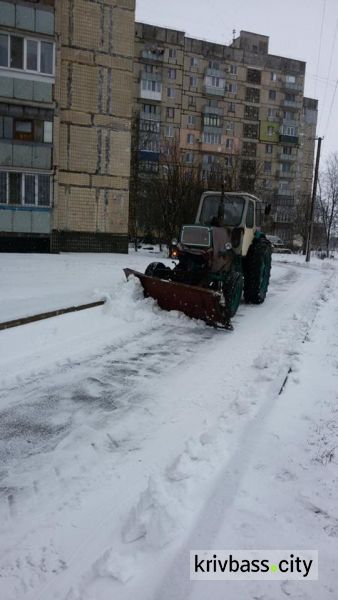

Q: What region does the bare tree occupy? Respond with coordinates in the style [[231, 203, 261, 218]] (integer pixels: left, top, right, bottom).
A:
[[141, 139, 204, 245], [317, 153, 338, 256]]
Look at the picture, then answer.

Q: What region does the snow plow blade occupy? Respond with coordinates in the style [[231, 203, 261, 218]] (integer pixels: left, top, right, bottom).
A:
[[124, 268, 227, 327]]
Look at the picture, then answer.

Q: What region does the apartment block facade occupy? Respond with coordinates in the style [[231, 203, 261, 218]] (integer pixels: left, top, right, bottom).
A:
[[134, 24, 318, 241], [0, 0, 135, 252]]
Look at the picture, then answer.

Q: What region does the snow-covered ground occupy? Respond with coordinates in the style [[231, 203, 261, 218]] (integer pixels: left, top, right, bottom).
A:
[[0, 251, 337, 600]]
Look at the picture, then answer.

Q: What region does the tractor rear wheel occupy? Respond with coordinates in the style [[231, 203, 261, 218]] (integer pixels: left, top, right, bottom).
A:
[[243, 238, 272, 304], [222, 272, 244, 319]]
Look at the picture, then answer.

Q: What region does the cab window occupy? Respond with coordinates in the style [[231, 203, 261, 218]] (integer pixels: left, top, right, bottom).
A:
[[246, 200, 254, 228]]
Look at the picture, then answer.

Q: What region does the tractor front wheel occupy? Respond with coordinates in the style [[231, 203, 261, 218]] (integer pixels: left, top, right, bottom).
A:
[[243, 238, 272, 304], [222, 272, 244, 319], [145, 262, 170, 279]]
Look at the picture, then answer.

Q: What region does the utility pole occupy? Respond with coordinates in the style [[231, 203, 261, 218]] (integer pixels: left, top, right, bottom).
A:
[[306, 136, 323, 262]]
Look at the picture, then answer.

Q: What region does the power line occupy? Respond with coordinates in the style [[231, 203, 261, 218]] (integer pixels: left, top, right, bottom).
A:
[[314, 0, 327, 97], [323, 79, 338, 137], [318, 18, 338, 131]]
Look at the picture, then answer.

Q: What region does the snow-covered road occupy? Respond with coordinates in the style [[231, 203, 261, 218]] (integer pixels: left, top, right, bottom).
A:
[[0, 252, 337, 600]]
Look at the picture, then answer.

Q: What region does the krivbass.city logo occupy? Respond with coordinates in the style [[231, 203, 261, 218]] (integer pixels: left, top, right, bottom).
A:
[[190, 550, 318, 581]]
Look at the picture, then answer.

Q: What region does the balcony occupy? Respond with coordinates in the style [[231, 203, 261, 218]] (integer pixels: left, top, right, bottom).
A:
[[138, 150, 160, 162], [282, 81, 303, 92], [203, 83, 225, 96], [282, 119, 299, 128], [139, 79, 162, 101], [142, 48, 164, 62], [278, 188, 294, 196], [140, 111, 160, 122], [278, 170, 294, 178], [279, 134, 299, 145], [203, 105, 224, 116], [205, 67, 226, 78], [278, 153, 296, 161], [283, 99, 302, 109]]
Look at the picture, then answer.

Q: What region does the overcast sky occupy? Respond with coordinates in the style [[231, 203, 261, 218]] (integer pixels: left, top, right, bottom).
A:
[[136, 0, 338, 163]]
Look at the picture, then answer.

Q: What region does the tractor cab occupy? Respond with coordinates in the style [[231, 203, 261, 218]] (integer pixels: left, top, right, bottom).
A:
[[195, 191, 260, 256]]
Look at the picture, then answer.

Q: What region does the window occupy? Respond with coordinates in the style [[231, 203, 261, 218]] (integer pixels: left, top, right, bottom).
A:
[[168, 48, 176, 59], [0, 116, 13, 139], [208, 60, 220, 70], [167, 87, 175, 98], [205, 75, 225, 89], [267, 126, 274, 136], [244, 105, 259, 120], [165, 125, 174, 137], [38, 175, 50, 206], [8, 172, 22, 204], [243, 123, 258, 139], [245, 87, 260, 103], [144, 64, 155, 73], [142, 79, 161, 92], [188, 115, 196, 126], [266, 144, 273, 154], [26, 39, 38, 71], [0, 34, 54, 75], [247, 68, 261, 84], [0, 172, 51, 206], [229, 64, 237, 75], [203, 132, 221, 144], [282, 125, 297, 136], [268, 108, 279, 120], [246, 201, 254, 227], [271, 72, 277, 81], [225, 138, 233, 149], [282, 146, 292, 155], [10, 36, 23, 69], [285, 93, 296, 102], [24, 174, 35, 205], [281, 162, 291, 173], [0, 171, 6, 202], [225, 121, 234, 133], [190, 76, 197, 87], [203, 114, 221, 127], [264, 161, 271, 173], [185, 152, 193, 164], [191, 57, 198, 67], [139, 161, 159, 173], [140, 119, 160, 133], [286, 75, 296, 83], [242, 142, 257, 156], [44, 121, 53, 143], [269, 90, 276, 100], [168, 68, 176, 80], [187, 133, 194, 144], [14, 119, 33, 141], [227, 82, 237, 94], [228, 102, 235, 113], [142, 103, 159, 115], [188, 95, 196, 106], [0, 34, 8, 67], [167, 107, 175, 118], [40, 41, 53, 74]]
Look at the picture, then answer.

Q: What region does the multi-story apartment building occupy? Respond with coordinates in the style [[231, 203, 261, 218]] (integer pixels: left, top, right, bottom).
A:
[[0, 0, 55, 251], [0, 0, 135, 253], [134, 25, 318, 242]]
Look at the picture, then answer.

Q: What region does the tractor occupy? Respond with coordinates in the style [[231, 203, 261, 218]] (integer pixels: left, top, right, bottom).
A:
[[124, 191, 272, 329]]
